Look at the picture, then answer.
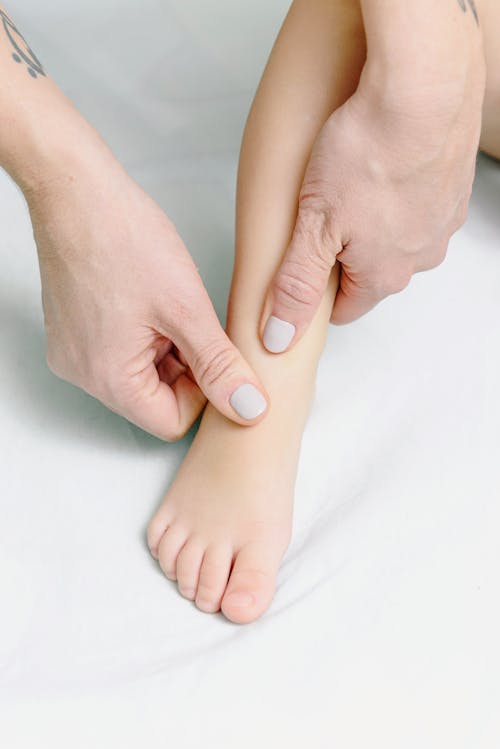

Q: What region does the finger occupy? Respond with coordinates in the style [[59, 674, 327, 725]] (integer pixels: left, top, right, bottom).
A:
[[114, 362, 207, 442], [260, 202, 339, 353], [330, 268, 381, 325], [330, 263, 412, 325], [164, 285, 269, 427], [413, 240, 449, 273]]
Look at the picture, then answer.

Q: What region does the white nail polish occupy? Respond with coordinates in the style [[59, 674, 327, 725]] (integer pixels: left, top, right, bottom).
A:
[[263, 316, 296, 353], [230, 384, 267, 420]]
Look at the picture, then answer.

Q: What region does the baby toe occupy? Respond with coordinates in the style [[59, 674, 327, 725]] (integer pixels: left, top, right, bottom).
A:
[[157, 525, 189, 581], [147, 507, 174, 559], [176, 538, 205, 600], [195, 545, 233, 614]]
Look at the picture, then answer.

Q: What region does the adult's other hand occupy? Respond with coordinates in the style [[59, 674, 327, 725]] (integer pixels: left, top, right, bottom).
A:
[[260, 0, 485, 352], [29, 149, 268, 440]]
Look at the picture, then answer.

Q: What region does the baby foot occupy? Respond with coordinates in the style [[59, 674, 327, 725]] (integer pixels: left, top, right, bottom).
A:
[[147, 401, 302, 624]]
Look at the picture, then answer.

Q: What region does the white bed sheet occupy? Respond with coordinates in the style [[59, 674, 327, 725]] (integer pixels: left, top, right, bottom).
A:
[[1, 2, 499, 747]]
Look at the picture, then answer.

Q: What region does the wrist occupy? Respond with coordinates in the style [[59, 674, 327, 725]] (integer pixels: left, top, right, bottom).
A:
[[356, 50, 486, 135], [0, 88, 120, 201], [358, 0, 486, 113]]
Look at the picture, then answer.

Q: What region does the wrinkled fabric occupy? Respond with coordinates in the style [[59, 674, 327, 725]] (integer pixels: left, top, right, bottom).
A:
[[0, 2, 499, 747]]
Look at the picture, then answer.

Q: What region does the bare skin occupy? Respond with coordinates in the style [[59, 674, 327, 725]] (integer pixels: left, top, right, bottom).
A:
[[260, 0, 487, 344], [0, 5, 269, 440], [0, 0, 498, 625], [147, 0, 366, 624], [1, 0, 498, 449], [479, 0, 500, 160], [148, 0, 500, 625]]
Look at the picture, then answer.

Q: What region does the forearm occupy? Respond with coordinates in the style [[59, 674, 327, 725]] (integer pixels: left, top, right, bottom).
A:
[[0, 6, 117, 196], [226, 0, 366, 399], [358, 0, 486, 110]]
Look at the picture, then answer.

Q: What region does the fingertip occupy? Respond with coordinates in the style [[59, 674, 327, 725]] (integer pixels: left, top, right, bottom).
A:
[[171, 374, 207, 435], [330, 290, 375, 325], [329, 307, 358, 325], [262, 315, 297, 354], [131, 375, 207, 443], [228, 382, 269, 423]]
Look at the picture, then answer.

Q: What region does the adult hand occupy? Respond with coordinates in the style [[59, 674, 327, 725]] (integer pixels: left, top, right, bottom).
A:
[[260, 72, 485, 352], [28, 150, 268, 440]]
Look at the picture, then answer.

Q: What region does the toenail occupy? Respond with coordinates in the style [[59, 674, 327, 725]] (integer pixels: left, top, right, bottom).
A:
[[196, 598, 218, 612], [225, 592, 254, 608], [180, 588, 196, 599]]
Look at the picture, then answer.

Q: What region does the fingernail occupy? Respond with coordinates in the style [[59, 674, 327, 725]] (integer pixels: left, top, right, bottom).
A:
[[263, 316, 295, 353], [229, 383, 267, 420], [226, 592, 254, 607]]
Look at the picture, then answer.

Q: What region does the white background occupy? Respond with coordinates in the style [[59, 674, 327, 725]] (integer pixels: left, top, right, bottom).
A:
[[1, 2, 499, 746]]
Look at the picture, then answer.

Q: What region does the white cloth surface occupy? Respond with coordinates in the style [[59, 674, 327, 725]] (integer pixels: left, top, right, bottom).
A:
[[1, 2, 499, 747]]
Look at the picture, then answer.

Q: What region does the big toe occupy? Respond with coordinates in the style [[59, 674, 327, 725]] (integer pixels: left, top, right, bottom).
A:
[[221, 541, 281, 624]]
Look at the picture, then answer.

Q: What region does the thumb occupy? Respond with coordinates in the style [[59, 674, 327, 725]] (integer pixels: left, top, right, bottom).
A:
[[260, 204, 338, 354], [172, 290, 269, 426]]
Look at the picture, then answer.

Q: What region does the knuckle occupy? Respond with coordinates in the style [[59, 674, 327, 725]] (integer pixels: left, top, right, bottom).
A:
[[367, 271, 391, 300], [163, 422, 189, 443], [192, 340, 239, 390], [45, 349, 63, 378], [274, 261, 325, 311], [297, 186, 332, 221], [437, 243, 449, 265], [454, 201, 469, 230], [428, 247, 448, 270], [390, 273, 412, 294], [371, 269, 410, 298], [296, 195, 341, 262], [418, 241, 449, 272]]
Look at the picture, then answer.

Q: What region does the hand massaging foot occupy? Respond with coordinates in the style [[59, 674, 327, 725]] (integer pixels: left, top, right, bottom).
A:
[[147, 0, 366, 623], [147, 0, 500, 623], [147, 254, 336, 624]]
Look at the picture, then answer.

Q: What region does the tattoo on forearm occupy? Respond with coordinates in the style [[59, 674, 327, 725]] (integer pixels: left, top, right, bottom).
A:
[[456, 0, 479, 26], [0, 10, 46, 79]]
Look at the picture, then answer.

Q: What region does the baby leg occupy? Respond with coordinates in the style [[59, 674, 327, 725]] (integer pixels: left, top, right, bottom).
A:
[[148, 0, 366, 624], [478, 0, 500, 159]]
